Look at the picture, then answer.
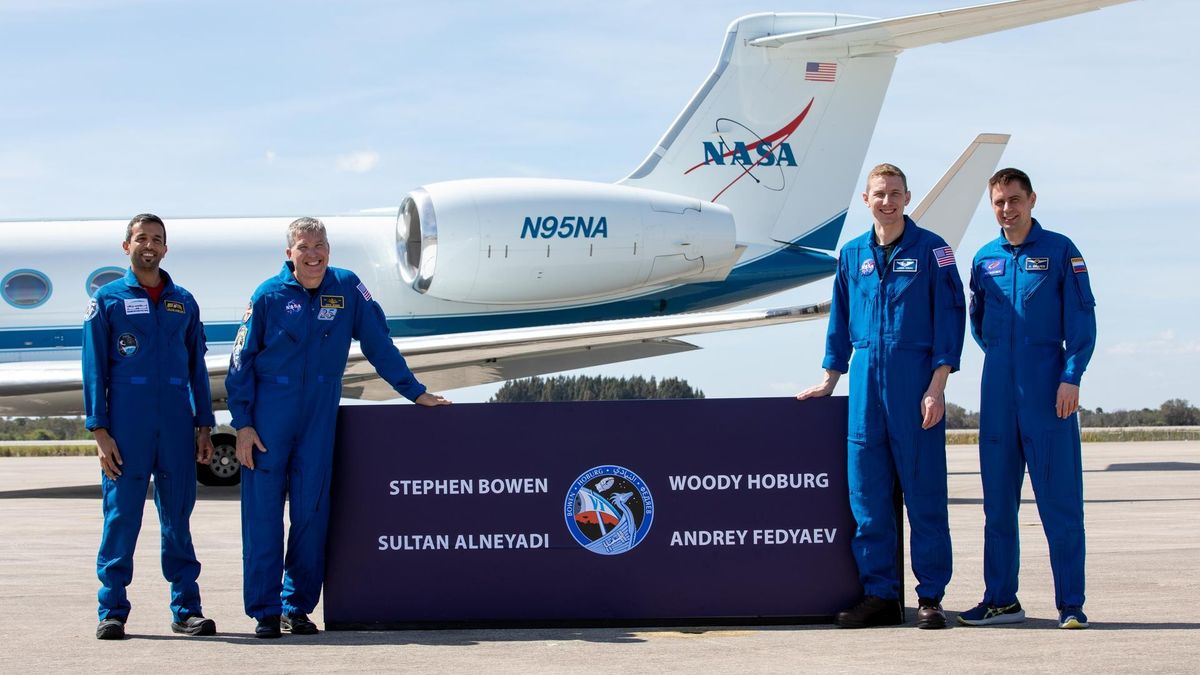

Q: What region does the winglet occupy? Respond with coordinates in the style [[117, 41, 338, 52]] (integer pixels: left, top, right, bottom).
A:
[[910, 133, 1010, 250]]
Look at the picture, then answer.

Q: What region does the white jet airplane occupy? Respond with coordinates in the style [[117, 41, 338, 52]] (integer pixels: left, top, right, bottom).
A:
[[0, 0, 1130, 482]]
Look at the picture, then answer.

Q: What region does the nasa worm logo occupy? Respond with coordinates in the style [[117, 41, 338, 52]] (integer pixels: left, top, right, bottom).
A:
[[564, 465, 654, 555]]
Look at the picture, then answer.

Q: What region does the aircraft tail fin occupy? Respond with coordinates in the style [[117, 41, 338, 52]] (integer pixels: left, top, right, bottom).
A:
[[620, 0, 1130, 250], [911, 133, 1010, 250]]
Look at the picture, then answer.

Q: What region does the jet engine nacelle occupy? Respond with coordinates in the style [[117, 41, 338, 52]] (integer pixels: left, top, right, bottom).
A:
[[397, 178, 741, 305]]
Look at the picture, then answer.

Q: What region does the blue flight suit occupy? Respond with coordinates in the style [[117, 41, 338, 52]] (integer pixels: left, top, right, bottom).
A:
[[822, 217, 965, 601], [968, 219, 1096, 610], [226, 262, 426, 620], [83, 268, 215, 622]]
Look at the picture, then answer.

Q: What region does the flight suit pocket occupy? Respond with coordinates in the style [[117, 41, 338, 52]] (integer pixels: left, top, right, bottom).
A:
[[1022, 273, 1048, 301], [846, 352, 870, 442], [1072, 270, 1097, 307], [908, 428, 948, 497], [889, 272, 917, 300], [1038, 428, 1082, 504]]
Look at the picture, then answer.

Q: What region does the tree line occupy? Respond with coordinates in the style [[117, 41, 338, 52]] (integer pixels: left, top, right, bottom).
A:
[[489, 375, 704, 402], [945, 398, 1200, 429]]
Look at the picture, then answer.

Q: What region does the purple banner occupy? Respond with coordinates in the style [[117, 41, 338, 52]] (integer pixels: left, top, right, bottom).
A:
[[324, 397, 862, 628]]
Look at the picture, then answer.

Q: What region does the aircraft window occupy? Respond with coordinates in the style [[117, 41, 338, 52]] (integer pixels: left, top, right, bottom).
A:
[[2, 269, 53, 309], [87, 267, 125, 295]]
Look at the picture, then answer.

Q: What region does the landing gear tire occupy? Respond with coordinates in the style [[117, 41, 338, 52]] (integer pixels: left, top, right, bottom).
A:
[[197, 433, 240, 486]]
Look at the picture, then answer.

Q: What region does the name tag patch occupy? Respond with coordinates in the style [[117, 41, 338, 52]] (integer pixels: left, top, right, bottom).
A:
[[893, 258, 918, 273], [983, 259, 1006, 277], [1025, 257, 1049, 272], [859, 259, 876, 276], [320, 295, 344, 309], [318, 307, 338, 320], [165, 300, 186, 313], [124, 298, 150, 315]]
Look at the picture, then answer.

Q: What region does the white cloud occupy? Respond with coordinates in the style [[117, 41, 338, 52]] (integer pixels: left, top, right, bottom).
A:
[[335, 150, 380, 174], [264, 150, 276, 163], [1106, 330, 1200, 356]]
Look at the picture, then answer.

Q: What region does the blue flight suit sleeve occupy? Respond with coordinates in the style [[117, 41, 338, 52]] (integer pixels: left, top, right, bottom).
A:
[[187, 298, 216, 428], [968, 262, 986, 352], [351, 275, 427, 401], [820, 252, 852, 373], [1060, 243, 1097, 385], [82, 296, 110, 431], [225, 295, 267, 429], [931, 243, 966, 372]]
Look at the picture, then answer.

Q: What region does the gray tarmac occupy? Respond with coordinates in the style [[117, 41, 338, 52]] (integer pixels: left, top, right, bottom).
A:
[[2, 441, 1197, 673]]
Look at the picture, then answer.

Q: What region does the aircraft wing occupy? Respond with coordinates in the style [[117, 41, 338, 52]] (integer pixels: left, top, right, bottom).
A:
[[211, 302, 831, 402], [749, 0, 1134, 53], [910, 133, 1010, 250], [1, 302, 830, 415]]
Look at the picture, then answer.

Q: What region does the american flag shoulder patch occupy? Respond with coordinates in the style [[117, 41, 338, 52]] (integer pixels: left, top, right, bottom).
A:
[[1071, 257, 1087, 274], [356, 281, 373, 300], [932, 245, 956, 268], [805, 62, 837, 82]]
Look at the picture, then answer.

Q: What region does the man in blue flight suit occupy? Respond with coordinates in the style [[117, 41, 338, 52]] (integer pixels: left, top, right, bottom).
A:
[[226, 216, 450, 639], [799, 164, 965, 629], [83, 213, 217, 640], [959, 168, 1096, 630]]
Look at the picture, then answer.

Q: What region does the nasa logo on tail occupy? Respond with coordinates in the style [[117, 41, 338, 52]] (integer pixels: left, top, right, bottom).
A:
[[564, 465, 654, 555], [684, 100, 814, 202]]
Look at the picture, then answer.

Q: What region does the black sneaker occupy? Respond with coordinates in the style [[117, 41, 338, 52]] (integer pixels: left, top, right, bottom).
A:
[[255, 616, 282, 639], [835, 595, 904, 628], [916, 597, 947, 629], [171, 615, 216, 636], [957, 600, 1025, 626], [281, 612, 319, 635], [1058, 606, 1089, 629], [96, 617, 126, 640]]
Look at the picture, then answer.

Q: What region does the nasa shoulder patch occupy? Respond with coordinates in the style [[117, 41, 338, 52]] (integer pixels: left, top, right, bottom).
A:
[[84, 299, 98, 322]]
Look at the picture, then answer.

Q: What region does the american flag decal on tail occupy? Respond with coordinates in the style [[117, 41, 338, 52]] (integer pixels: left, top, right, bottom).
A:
[[805, 62, 837, 82]]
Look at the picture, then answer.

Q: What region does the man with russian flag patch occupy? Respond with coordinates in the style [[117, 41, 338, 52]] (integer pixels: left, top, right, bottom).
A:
[[962, 168, 1097, 630], [226, 217, 449, 639]]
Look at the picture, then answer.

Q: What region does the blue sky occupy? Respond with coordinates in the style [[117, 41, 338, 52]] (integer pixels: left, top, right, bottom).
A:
[[1, 0, 1195, 411]]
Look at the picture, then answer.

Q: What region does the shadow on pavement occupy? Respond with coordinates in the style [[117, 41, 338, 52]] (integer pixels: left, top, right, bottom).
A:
[[0, 484, 239, 500]]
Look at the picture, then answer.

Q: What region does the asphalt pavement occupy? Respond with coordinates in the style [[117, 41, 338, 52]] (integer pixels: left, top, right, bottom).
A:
[[1, 441, 1197, 673]]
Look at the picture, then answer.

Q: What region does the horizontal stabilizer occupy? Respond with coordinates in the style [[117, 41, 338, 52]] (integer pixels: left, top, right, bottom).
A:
[[749, 0, 1134, 54], [911, 133, 1010, 250]]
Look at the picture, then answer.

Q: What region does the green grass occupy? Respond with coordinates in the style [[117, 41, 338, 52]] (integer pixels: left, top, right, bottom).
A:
[[948, 428, 1200, 445], [0, 443, 95, 457]]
